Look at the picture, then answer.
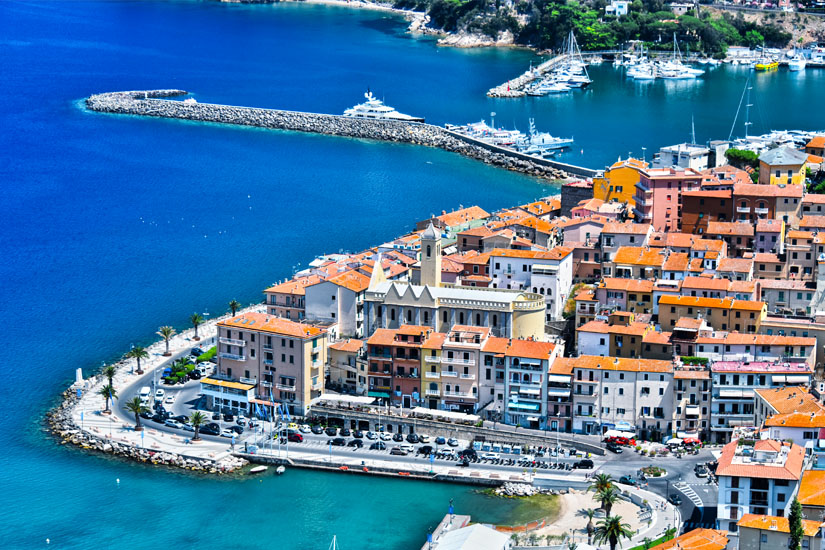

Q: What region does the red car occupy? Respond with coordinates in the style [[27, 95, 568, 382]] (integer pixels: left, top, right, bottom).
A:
[[286, 433, 303, 443]]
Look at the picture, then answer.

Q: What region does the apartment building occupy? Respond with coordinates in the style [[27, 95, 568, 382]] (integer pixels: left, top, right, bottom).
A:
[[305, 269, 370, 338], [566, 355, 675, 439], [693, 333, 816, 364], [732, 182, 802, 226], [633, 167, 704, 231], [673, 368, 711, 441], [758, 147, 808, 186], [710, 360, 812, 443], [760, 280, 816, 315], [599, 222, 653, 264], [716, 439, 805, 531], [576, 312, 653, 358], [574, 287, 600, 327], [594, 278, 654, 315], [264, 275, 321, 320], [366, 325, 431, 408], [705, 221, 754, 257], [657, 295, 767, 333], [440, 326, 488, 413], [327, 338, 365, 395], [211, 312, 328, 416], [755, 387, 825, 456], [680, 189, 732, 234], [755, 218, 784, 254], [737, 514, 824, 550], [501, 339, 560, 429], [786, 230, 816, 281], [606, 246, 667, 279]]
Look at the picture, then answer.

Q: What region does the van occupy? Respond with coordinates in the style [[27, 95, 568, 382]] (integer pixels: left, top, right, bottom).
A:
[[139, 386, 151, 403]]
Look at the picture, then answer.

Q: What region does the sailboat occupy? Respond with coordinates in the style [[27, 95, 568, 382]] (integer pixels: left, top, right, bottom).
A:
[[329, 535, 339, 550]]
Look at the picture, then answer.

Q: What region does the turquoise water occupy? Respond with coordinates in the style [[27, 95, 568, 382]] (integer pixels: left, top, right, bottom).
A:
[[2, 1, 825, 548]]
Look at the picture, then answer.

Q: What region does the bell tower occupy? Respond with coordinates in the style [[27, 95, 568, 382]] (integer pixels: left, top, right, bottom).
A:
[[420, 222, 442, 287]]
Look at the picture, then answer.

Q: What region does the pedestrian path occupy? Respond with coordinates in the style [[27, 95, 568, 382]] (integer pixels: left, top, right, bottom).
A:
[[673, 481, 703, 507]]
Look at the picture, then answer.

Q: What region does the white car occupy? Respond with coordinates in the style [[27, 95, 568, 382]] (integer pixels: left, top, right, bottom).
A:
[[365, 431, 377, 440], [481, 452, 498, 460], [399, 443, 415, 452], [220, 428, 236, 438], [164, 394, 175, 405], [418, 434, 430, 443], [299, 424, 311, 433], [164, 419, 183, 429], [155, 389, 165, 401], [379, 432, 392, 441]]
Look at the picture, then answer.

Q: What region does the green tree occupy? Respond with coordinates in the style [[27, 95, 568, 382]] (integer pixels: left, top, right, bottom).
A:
[[102, 364, 116, 389], [664, 527, 677, 540], [190, 411, 207, 441], [725, 148, 758, 169], [744, 29, 764, 48], [642, 536, 653, 549], [98, 384, 117, 413], [589, 472, 614, 493], [190, 312, 204, 340], [124, 396, 149, 431], [593, 516, 634, 550], [789, 497, 804, 550], [125, 346, 149, 375], [229, 299, 242, 316], [157, 325, 176, 356], [584, 508, 597, 544], [596, 486, 620, 515]]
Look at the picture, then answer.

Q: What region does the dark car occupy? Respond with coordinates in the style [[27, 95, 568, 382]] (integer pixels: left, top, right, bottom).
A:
[[435, 436, 446, 445], [606, 442, 623, 454], [347, 439, 364, 448], [325, 427, 338, 437], [458, 458, 470, 467], [287, 433, 303, 443], [458, 448, 477, 459], [370, 441, 387, 451], [212, 412, 221, 421], [352, 430, 364, 439], [230, 425, 244, 435], [330, 437, 346, 447], [139, 412, 152, 420], [392, 433, 404, 442], [619, 475, 637, 486], [224, 413, 234, 422], [200, 426, 219, 436], [406, 433, 420, 444], [151, 414, 165, 423], [573, 459, 594, 469], [418, 445, 434, 455], [191, 347, 204, 357], [311, 425, 325, 435], [173, 415, 190, 424], [389, 447, 408, 456], [669, 494, 683, 506], [339, 428, 351, 437]]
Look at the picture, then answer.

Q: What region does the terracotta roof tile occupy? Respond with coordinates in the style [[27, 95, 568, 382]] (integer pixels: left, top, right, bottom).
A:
[[737, 514, 821, 537], [716, 439, 804, 480], [613, 246, 667, 267], [798, 470, 825, 507], [219, 312, 326, 339], [329, 339, 364, 353], [555, 355, 673, 373], [650, 528, 728, 550], [707, 221, 755, 237]]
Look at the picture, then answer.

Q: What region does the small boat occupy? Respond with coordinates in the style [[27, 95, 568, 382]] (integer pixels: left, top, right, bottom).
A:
[[755, 58, 778, 71], [788, 52, 806, 71], [276, 465, 286, 475], [249, 465, 268, 474]]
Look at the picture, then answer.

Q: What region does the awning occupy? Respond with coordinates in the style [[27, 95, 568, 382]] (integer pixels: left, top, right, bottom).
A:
[[685, 406, 701, 416], [786, 375, 810, 384], [667, 438, 683, 445], [526, 416, 541, 422], [410, 407, 479, 422], [772, 375, 787, 384], [310, 393, 376, 407], [508, 402, 540, 411], [719, 389, 749, 399], [549, 374, 571, 383], [615, 421, 635, 432], [368, 391, 390, 398], [519, 388, 541, 395], [548, 388, 571, 397]]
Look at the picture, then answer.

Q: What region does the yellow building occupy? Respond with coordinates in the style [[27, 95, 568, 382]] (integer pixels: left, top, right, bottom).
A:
[[758, 147, 808, 186], [593, 158, 648, 207]]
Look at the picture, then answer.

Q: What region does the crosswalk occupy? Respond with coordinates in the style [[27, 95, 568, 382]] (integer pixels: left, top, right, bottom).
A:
[[673, 482, 704, 507]]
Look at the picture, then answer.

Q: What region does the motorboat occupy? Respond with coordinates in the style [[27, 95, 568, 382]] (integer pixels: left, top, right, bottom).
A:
[[249, 465, 268, 474], [788, 55, 806, 71], [343, 91, 424, 122]]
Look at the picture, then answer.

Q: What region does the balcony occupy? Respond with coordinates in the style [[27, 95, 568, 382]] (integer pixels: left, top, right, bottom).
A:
[[263, 359, 273, 366], [425, 372, 441, 379], [442, 357, 475, 366], [395, 372, 420, 379], [263, 343, 274, 350], [425, 389, 440, 396], [754, 207, 769, 215], [424, 356, 442, 363], [261, 381, 273, 388], [736, 206, 751, 214], [369, 352, 392, 360], [441, 371, 458, 378], [460, 373, 476, 380], [311, 359, 323, 367], [219, 337, 246, 347], [276, 383, 296, 391], [240, 376, 257, 385], [443, 390, 474, 398], [574, 390, 598, 398], [219, 352, 245, 361]]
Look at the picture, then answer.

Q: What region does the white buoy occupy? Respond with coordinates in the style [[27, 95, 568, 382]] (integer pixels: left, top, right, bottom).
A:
[[46, 539, 50, 545], [116, 478, 120, 485]]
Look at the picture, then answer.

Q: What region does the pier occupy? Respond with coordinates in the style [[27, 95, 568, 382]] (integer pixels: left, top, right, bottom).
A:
[[85, 90, 583, 180]]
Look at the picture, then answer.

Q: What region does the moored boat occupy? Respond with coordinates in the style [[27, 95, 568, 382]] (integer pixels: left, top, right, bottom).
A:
[[249, 465, 268, 474], [343, 91, 424, 122]]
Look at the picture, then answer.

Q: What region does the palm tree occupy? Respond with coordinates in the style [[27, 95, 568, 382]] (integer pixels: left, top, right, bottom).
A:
[[190, 411, 206, 441], [589, 472, 614, 493], [664, 527, 677, 541], [642, 537, 653, 549], [157, 325, 176, 356], [98, 384, 117, 413], [584, 508, 597, 544], [596, 486, 620, 516], [190, 312, 203, 340], [228, 299, 241, 316], [125, 346, 150, 374], [102, 364, 116, 389], [124, 396, 149, 431], [593, 516, 633, 550]]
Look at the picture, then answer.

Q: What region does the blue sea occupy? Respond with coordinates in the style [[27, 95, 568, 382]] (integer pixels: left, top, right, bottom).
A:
[[2, 1, 825, 548]]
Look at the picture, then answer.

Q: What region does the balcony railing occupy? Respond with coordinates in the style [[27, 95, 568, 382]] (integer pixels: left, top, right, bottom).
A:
[[574, 390, 598, 397], [425, 389, 440, 396], [736, 206, 751, 214], [424, 356, 442, 363], [219, 352, 245, 361], [442, 357, 475, 366], [460, 373, 476, 380], [261, 381, 272, 388], [441, 371, 458, 378], [754, 208, 769, 215], [276, 383, 296, 391], [425, 372, 440, 379], [443, 390, 474, 398], [263, 359, 273, 366], [219, 337, 246, 347]]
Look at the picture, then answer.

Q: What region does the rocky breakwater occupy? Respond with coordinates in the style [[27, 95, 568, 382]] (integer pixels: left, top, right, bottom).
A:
[[86, 90, 567, 180], [494, 482, 566, 497], [47, 380, 247, 474]]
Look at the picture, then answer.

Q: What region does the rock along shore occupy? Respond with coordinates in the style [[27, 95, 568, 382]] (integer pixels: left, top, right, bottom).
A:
[[85, 90, 569, 180]]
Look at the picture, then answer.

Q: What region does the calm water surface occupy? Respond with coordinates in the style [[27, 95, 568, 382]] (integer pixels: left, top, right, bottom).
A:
[[1, 1, 823, 548]]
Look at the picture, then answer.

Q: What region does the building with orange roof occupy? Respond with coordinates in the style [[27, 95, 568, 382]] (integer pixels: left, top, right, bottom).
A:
[[264, 275, 323, 321], [798, 470, 825, 520], [802, 192, 825, 217], [806, 136, 825, 157], [755, 387, 825, 454], [693, 332, 816, 365], [716, 438, 807, 531], [607, 245, 668, 279], [753, 252, 786, 280], [574, 286, 600, 327], [732, 182, 803, 227], [716, 257, 754, 281], [213, 312, 328, 415], [786, 229, 817, 281], [754, 218, 785, 255], [737, 514, 823, 549], [456, 225, 495, 253], [658, 295, 767, 334], [592, 157, 649, 208], [328, 338, 366, 394], [706, 221, 755, 256], [416, 205, 490, 233], [634, 167, 704, 231], [562, 355, 675, 438], [576, 311, 654, 358], [516, 197, 561, 221], [672, 367, 711, 439], [680, 188, 733, 235], [600, 222, 653, 271], [304, 269, 371, 338], [594, 277, 654, 315], [366, 325, 434, 406], [650, 528, 728, 550]]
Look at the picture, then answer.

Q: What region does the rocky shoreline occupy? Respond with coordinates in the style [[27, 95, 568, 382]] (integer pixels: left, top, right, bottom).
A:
[[85, 90, 569, 181]]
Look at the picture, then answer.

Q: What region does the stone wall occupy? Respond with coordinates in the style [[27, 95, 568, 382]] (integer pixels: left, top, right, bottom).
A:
[[85, 90, 570, 180]]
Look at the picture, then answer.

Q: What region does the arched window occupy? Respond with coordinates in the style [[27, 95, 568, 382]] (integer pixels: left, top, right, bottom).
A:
[[513, 358, 520, 366], [426, 245, 431, 258], [547, 289, 552, 296], [429, 382, 437, 391], [533, 287, 538, 293]]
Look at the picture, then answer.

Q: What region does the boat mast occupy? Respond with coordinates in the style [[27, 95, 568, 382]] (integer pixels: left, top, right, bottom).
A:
[[727, 73, 753, 141], [744, 78, 753, 138], [691, 115, 696, 145]]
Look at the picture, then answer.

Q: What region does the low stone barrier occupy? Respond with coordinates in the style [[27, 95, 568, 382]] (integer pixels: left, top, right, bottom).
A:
[[85, 90, 571, 180]]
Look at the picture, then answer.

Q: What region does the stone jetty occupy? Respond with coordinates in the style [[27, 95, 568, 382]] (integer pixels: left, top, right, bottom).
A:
[[85, 90, 568, 180]]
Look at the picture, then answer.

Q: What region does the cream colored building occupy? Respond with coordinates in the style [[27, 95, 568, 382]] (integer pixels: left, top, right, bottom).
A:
[[738, 514, 823, 549], [327, 338, 366, 395], [213, 312, 328, 416]]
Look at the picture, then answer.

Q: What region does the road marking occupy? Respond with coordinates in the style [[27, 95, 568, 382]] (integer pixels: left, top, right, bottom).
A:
[[673, 482, 704, 507]]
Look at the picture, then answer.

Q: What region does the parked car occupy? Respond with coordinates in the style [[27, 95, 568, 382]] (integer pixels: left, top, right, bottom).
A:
[[199, 425, 219, 436], [329, 437, 346, 447], [287, 433, 303, 443], [481, 452, 497, 461], [669, 494, 682, 506], [348, 439, 364, 448], [695, 465, 709, 478], [173, 415, 189, 424], [406, 433, 420, 444], [220, 428, 235, 438], [325, 427, 338, 437], [418, 445, 434, 455], [190, 347, 204, 357], [573, 459, 594, 469], [447, 438, 459, 447], [164, 419, 184, 429], [164, 395, 175, 405], [212, 412, 221, 421], [392, 433, 404, 442], [223, 413, 234, 422], [230, 425, 244, 435], [418, 434, 430, 443], [389, 447, 408, 456], [365, 431, 378, 440], [155, 389, 165, 401], [458, 449, 477, 460], [139, 412, 152, 420], [236, 417, 247, 427], [151, 414, 165, 423], [337, 428, 350, 437], [435, 436, 447, 445], [400, 443, 415, 452], [352, 430, 364, 439], [606, 442, 623, 454], [379, 432, 392, 441], [181, 424, 195, 432], [619, 476, 637, 486], [370, 441, 387, 451], [311, 425, 325, 435], [299, 424, 311, 433]]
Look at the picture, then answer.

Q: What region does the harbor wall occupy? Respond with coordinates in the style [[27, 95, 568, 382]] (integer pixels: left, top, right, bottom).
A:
[[85, 90, 577, 181]]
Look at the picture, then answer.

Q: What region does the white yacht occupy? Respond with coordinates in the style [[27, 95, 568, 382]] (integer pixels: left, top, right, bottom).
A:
[[342, 91, 424, 122], [788, 55, 807, 71]]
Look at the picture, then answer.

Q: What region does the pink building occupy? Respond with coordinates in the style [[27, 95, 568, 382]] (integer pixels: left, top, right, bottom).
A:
[[634, 168, 703, 232]]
